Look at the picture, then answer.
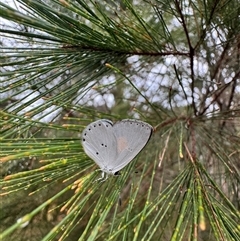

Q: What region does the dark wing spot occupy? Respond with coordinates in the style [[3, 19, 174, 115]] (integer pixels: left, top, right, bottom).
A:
[[96, 152, 99, 155], [83, 138, 85, 142], [99, 123, 101, 126], [94, 124, 96, 127]]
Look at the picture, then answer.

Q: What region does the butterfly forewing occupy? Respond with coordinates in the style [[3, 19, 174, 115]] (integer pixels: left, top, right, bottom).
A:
[[81, 120, 117, 169], [110, 119, 153, 173]]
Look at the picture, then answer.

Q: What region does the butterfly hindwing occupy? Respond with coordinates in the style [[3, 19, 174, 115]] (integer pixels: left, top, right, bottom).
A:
[[109, 119, 153, 172]]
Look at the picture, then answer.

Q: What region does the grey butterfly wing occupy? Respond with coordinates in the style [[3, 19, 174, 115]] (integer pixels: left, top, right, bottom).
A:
[[81, 119, 117, 169], [109, 119, 153, 173]]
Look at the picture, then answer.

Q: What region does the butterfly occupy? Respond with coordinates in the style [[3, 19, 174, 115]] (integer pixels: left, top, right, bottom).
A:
[[82, 119, 153, 181]]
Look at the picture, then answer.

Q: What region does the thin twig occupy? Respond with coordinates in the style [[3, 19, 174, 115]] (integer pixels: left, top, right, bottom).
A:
[[174, 0, 196, 115]]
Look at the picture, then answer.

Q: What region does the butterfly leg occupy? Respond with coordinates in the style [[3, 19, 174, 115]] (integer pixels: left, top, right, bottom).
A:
[[100, 171, 109, 182], [94, 171, 108, 182]]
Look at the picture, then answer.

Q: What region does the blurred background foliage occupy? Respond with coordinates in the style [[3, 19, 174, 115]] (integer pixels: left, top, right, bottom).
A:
[[0, 0, 240, 240]]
